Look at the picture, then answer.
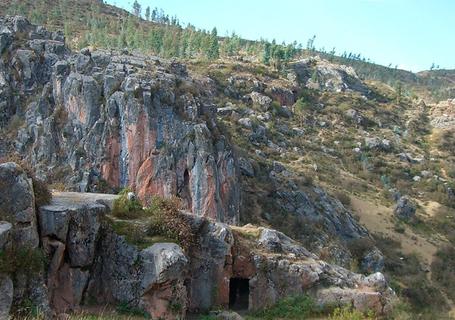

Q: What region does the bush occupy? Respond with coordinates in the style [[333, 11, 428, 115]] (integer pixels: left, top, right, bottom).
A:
[[333, 190, 351, 207], [145, 196, 196, 252], [112, 188, 144, 219], [347, 237, 375, 260], [329, 306, 374, 320], [402, 277, 447, 311], [109, 220, 151, 249], [116, 302, 149, 318], [431, 245, 455, 300], [0, 247, 47, 275], [33, 177, 52, 208], [248, 295, 322, 320]]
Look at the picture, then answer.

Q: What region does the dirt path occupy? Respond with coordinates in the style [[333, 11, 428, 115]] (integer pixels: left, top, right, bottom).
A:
[[349, 195, 438, 268]]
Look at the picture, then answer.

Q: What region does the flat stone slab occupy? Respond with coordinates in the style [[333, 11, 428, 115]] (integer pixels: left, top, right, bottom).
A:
[[46, 192, 118, 210]]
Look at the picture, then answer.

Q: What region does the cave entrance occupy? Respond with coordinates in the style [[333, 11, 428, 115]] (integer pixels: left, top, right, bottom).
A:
[[229, 278, 249, 310], [178, 169, 192, 209]]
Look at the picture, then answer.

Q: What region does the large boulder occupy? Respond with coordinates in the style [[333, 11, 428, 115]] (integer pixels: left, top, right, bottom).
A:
[[394, 196, 416, 221], [38, 192, 111, 313], [250, 91, 272, 111], [291, 57, 369, 94], [140, 243, 188, 320], [361, 248, 385, 273], [0, 162, 39, 249]]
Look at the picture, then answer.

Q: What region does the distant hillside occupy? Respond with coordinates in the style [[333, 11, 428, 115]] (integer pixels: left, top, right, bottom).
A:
[[2, 0, 455, 102]]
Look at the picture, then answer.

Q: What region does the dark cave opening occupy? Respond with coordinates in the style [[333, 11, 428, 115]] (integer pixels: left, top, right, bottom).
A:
[[229, 278, 250, 310], [178, 169, 192, 209]]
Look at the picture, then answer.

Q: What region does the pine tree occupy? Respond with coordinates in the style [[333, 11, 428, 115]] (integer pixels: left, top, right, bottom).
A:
[[151, 7, 157, 21], [132, 0, 141, 18], [207, 27, 219, 60], [306, 35, 316, 51], [262, 41, 271, 65], [145, 6, 150, 21]]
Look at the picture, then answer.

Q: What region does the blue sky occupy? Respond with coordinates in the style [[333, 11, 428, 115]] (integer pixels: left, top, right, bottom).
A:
[[105, 0, 454, 72]]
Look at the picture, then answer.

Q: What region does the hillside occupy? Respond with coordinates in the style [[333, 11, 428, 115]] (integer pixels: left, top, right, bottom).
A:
[[2, 0, 455, 103], [0, 1, 454, 319]]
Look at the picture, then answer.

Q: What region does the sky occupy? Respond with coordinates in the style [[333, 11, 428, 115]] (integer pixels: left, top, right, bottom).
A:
[[105, 0, 455, 72]]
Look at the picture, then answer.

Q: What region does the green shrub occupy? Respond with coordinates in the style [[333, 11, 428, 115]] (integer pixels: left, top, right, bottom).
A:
[[402, 277, 447, 311], [329, 306, 375, 320], [116, 302, 149, 318], [247, 295, 322, 320], [347, 237, 375, 260], [109, 220, 151, 249], [112, 188, 144, 219]]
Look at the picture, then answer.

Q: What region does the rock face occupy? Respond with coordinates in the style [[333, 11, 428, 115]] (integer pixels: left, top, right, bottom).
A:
[[0, 275, 13, 320], [0, 222, 13, 319], [0, 162, 51, 318], [0, 17, 377, 267], [0, 162, 39, 249], [185, 224, 395, 315], [0, 16, 239, 224]]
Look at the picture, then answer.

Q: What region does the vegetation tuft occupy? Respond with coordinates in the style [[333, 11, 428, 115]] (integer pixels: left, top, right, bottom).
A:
[[110, 190, 196, 252], [0, 247, 47, 275], [247, 295, 323, 320], [112, 188, 144, 219]]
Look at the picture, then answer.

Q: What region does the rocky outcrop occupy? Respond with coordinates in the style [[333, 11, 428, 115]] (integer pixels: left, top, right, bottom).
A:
[[291, 57, 369, 94], [0, 163, 396, 318], [185, 224, 395, 314], [394, 196, 416, 221], [429, 99, 455, 129], [0, 16, 239, 224], [0, 17, 378, 267]]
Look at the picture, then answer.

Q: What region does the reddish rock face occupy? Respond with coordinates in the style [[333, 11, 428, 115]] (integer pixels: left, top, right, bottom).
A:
[[7, 25, 241, 224], [97, 91, 239, 223], [0, 12, 240, 225]]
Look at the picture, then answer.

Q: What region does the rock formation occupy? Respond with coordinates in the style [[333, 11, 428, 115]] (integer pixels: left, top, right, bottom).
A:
[[0, 15, 239, 224], [0, 162, 396, 319]]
